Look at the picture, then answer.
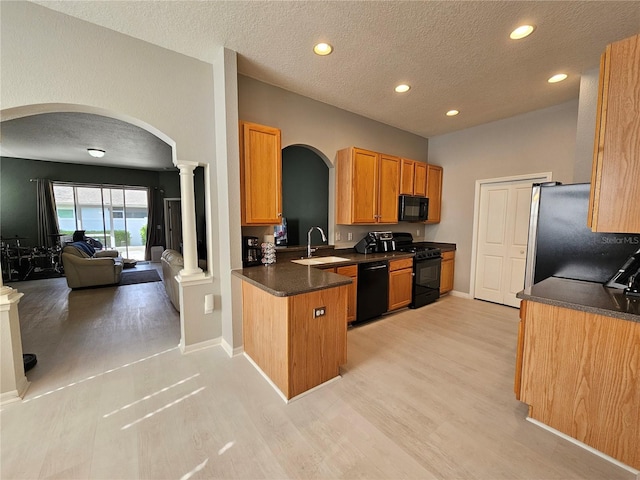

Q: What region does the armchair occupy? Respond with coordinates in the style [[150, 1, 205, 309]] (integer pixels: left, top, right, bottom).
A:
[[61, 245, 123, 289]]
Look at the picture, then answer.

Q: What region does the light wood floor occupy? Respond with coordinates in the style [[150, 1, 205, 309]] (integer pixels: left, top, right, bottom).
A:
[[1, 270, 635, 480]]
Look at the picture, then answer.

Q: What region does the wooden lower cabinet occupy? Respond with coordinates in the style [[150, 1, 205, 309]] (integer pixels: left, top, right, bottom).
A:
[[242, 281, 348, 400], [440, 250, 455, 294], [517, 300, 640, 469], [336, 264, 358, 323], [388, 258, 413, 311]]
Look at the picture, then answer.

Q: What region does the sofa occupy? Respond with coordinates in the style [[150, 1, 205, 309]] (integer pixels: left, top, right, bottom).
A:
[[61, 245, 123, 289], [161, 249, 183, 311]]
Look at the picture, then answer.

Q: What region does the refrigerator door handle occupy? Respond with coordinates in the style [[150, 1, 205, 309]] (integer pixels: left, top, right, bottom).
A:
[[524, 185, 541, 289]]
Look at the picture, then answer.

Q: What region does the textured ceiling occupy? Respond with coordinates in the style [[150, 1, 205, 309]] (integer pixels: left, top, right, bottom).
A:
[[3, 1, 640, 169], [0, 113, 174, 170]]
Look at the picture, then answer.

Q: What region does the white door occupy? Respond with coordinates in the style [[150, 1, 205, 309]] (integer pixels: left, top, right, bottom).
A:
[[474, 181, 534, 307]]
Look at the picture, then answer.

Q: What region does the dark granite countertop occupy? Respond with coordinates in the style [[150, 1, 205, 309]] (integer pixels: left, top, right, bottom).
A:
[[232, 251, 414, 297], [418, 242, 456, 252], [517, 277, 640, 323]]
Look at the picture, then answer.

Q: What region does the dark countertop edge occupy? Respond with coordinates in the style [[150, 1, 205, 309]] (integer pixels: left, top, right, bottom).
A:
[[416, 242, 456, 252], [517, 278, 640, 323], [232, 251, 415, 297], [232, 269, 352, 297]]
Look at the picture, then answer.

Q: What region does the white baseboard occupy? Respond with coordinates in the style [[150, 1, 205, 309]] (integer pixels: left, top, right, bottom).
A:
[[449, 290, 472, 299], [526, 417, 639, 475], [243, 352, 341, 404], [243, 352, 289, 403], [180, 337, 221, 354], [221, 339, 244, 358], [0, 377, 30, 407]]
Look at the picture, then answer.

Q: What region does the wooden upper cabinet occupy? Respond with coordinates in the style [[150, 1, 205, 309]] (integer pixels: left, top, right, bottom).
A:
[[588, 33, 640, 233], [378, 154, 400, 223], [400, 159, 415, 195], [414, 162, 427, 197], [239, 121, 282, 226], [425, 164, 443, 224], [400, 159, 428, 197], [336, 148, 399, 224]]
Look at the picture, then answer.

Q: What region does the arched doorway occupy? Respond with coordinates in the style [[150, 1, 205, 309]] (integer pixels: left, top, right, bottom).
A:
[[0, 104, 194, 392], [281, 145, 330, 246]]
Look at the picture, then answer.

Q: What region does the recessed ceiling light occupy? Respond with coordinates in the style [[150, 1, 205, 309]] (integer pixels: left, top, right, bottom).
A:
[[395, 84, 411, 93], [313, 43, 333, 56], [87, 148, 105, 158], [548, 73, 568, 83], [446, 110, 459, 117], [510, 25, 535, 40]]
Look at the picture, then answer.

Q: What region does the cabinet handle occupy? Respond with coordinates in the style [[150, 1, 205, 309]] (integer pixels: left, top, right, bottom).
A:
[[277, 213, 282, 217]]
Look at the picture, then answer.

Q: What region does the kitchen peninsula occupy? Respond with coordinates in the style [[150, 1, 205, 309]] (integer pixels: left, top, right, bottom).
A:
[[233, 250, 415, 401], [515, 277, 640, 471]]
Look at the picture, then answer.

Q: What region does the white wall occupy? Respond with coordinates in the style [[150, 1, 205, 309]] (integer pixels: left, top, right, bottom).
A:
[[426, 100, 579, 295], [1, 2, 222, 346], [238, 75, 431, 246]]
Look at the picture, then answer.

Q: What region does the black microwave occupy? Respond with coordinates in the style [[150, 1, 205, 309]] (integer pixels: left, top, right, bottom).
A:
[[398, 195, 429, 222]]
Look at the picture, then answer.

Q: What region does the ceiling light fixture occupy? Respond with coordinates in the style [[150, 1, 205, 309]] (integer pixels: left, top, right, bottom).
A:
[[313, 43, 333, 56], [446, 110, 459, 116], [87, 148, 105, 158], [395, 84, 411, 93], [548, 73, 568, 83], [510, 25, 535, 40]]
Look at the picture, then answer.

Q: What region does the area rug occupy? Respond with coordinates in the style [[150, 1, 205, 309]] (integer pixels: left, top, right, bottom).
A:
[[119, 269, 161, 286]]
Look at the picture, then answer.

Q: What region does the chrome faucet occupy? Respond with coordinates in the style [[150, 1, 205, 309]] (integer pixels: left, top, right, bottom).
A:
[[307, 226, 327, 258]]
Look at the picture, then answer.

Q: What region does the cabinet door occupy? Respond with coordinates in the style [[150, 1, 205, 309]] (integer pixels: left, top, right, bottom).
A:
[[400, 159, 415, 195], [388, 267, 413, 310], [240, 122, 282, 225], [414, 162, 427, 197], [425, 164, 443, 224], [378, 154, 400, 223], [351, 148, 379, 224], [440, 250, 455, 294], [336, 265, 357, 323], [588, 33, 640, 233]]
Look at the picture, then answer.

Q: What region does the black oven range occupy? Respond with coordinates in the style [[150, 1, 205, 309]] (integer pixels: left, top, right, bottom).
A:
[[393, 232, 442, 308]]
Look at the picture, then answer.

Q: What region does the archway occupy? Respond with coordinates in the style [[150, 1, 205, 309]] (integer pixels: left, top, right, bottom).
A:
[[281, 145, 330, 246], [0, 104, 196, 399]]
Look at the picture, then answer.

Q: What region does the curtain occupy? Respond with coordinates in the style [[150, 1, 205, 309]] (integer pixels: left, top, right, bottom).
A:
[[36, 179, 60, 249], [144, 187, 164, 260]]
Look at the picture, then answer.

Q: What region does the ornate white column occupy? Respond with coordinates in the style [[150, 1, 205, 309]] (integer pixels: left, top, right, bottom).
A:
[[0, 277, 29, 405], [177, 161, 203, 278]]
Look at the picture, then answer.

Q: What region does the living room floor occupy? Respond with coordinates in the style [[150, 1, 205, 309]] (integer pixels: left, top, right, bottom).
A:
[[1, 272, 634, 480]]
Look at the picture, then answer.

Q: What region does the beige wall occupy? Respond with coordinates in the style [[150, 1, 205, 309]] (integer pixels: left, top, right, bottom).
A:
[[426, 100, 579, 295], [238, 75, 431, 247]]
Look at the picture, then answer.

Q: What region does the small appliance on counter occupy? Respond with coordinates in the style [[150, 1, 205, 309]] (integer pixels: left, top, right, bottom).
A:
[[354, 231, 395, 254], [606, 246, 640, 297], [242, 236, 262, 267]]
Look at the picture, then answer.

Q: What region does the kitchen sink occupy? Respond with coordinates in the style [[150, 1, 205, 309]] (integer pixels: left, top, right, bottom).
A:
[[291, 256, 350, 266]]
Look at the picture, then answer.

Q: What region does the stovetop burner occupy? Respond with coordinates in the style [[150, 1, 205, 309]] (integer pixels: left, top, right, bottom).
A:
[[396, 244, 441, 260], [393, 233, 442, 260]]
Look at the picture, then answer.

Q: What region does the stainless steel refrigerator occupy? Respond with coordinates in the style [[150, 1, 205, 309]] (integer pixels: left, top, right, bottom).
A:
[[524, 183, 640, 288]]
